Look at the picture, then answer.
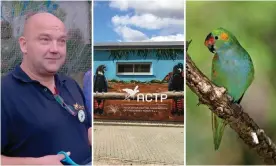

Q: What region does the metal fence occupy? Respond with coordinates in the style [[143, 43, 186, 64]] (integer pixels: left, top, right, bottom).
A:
[[1, 1, 92, 87]]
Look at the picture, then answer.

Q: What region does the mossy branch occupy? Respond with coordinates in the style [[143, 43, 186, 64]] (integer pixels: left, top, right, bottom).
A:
[[185, 40, 276, 164]]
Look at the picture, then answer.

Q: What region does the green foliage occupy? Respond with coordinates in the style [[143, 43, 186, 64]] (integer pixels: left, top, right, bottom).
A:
[[108, 79, 164, 84], [108, 49, 184, 61], [149, 79, 163, 83], [109, 79, 120, 83], [186, 1, 276, 165]]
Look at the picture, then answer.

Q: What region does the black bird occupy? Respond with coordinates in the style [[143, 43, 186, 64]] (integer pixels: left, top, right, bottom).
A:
[[168, 63, 184, 116], [93, 65, 108, 115]]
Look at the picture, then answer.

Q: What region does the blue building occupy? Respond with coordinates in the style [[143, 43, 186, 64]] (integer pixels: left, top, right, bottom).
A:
[[93, 41, 184, 82]]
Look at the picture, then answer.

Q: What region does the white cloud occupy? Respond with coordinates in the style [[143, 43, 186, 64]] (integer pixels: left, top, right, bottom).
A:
[[114, 26, 149, 42], [111, 13, 183, 30], [109, 0, 184, 42], [109, 0, 184, 18], [113, 26, 184, 42], [145, 34, 184, 41]]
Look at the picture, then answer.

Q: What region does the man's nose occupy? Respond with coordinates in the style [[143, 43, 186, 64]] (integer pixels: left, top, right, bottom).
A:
[[49, 41, 58, 53]]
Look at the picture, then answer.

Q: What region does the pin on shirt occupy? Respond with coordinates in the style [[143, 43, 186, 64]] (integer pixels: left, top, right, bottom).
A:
[[78, 110, 85, 123]]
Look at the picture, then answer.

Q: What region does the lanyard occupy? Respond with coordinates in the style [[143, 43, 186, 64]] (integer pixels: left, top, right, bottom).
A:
[[53, 87, 77, 116]]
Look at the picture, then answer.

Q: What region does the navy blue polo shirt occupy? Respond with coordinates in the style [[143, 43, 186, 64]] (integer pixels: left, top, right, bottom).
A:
[[1, 65, 92, 165]]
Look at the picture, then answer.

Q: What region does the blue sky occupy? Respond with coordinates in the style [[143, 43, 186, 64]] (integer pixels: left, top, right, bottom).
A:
[[93, 0, 184, 43]]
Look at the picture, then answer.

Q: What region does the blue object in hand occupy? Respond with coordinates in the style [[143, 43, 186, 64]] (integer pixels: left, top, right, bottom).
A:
[[58, 151, 79, 165]]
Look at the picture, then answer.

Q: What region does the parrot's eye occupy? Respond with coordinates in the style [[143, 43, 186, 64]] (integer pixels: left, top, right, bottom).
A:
[[215, 36, 218, 40]]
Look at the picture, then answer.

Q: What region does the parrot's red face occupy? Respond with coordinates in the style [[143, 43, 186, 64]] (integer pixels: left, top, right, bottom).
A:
[[204, 33, 216, 53]]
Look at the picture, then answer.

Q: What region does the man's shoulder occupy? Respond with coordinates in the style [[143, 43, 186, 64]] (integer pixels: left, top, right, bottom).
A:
[[1, 72, 19, 106], [1, 72, 16, 90]]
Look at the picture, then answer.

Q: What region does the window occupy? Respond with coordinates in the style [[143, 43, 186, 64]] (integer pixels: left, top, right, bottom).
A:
[[116, 62, 152, 75]]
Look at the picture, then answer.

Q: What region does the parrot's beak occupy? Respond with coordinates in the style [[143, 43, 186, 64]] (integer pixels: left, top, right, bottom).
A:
[[205, 33, 216, 53]]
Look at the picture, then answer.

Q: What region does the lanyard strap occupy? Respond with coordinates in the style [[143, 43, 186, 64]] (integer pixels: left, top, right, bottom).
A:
[[53, 87, 77, 116]]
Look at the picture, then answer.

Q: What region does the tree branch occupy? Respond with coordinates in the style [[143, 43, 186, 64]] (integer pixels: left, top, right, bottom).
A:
[[93, 91, 184, 100], [185, 41, 276, 164]]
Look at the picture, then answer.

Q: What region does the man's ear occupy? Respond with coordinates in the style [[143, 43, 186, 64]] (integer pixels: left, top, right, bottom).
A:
[[18, 36, 27, 54]]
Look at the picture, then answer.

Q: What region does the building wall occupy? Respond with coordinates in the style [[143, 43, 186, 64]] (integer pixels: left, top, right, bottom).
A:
[[93, 50, 184, 82]]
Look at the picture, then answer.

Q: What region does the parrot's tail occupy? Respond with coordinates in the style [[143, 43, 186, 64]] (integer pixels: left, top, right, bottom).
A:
[[211, 113, 227, 150]]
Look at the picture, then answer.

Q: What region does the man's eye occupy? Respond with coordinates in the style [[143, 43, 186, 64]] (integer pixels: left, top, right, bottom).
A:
[[41, 38, 49, 41], [58, 39, 66, 44]]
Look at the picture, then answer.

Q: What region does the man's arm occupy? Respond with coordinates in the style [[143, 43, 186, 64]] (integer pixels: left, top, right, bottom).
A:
[[1, 155, 38, 165], [1, 153, 69, 165]]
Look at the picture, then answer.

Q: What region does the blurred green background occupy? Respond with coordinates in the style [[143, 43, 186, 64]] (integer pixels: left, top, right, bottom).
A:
[[186, 1, 276, 165]]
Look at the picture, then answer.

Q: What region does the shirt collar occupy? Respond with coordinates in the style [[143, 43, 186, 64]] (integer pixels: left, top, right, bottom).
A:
[[12, 65, 66, 85]]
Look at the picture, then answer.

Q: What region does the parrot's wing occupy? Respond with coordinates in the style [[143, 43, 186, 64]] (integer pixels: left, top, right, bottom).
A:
[[211, 113, 227, 150]]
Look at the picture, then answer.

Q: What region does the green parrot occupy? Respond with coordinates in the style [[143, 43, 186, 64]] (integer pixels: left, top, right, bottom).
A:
[[204, 27, 255, 150]]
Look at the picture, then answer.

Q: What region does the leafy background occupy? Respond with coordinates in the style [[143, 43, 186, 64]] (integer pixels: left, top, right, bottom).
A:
[[186, 1, 276, 165]]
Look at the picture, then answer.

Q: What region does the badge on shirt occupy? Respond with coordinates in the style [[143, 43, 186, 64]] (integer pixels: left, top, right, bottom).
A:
[[78, 110, 85, 122], [74, 103, 86, 123]]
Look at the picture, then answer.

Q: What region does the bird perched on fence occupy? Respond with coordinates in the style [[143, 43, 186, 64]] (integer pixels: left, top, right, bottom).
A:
[[168, 63, 184, 116], [93, 65, 108, 115], [204, 27, 255, 150]]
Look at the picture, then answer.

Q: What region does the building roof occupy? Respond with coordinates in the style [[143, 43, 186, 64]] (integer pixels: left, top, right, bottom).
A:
[[94, 41, 184, 50]]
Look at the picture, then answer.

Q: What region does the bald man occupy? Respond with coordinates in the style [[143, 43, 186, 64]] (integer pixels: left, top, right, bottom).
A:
[[1, 12, 92, 165]]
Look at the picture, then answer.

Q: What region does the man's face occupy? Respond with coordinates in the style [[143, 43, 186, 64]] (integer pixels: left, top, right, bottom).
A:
[[21, 14, 67, 75]]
